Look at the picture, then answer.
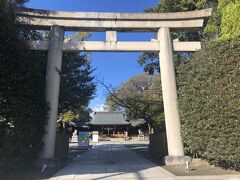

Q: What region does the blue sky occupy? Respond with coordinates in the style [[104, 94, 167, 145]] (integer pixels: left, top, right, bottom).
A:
[[26, 0, 159, 111]]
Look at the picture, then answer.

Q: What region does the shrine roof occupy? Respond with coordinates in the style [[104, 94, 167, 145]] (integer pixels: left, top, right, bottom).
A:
[[89, 112, 130, 126]]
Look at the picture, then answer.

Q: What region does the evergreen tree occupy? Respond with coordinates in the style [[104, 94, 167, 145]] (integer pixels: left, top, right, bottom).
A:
[[177, 39, 240, 170], [0, 0, 47, 170], [59, 52, 96, 123], [0, 0, 96, 170]]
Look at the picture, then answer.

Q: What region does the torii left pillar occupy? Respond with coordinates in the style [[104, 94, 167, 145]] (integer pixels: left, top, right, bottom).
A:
[[39, 25, 64, 161]]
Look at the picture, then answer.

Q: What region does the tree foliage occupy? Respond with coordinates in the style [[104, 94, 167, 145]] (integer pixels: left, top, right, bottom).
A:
[[58, 52, 96, 123], [177, 39, 240, 170], [139, 1, 240, 170], [138, 0, 214, 74], [0, 0, 47, 170], [0, 0, 96, 171], [145, 0, 214, 13], [204, 0, 240, 40], [219, 0, 240, 39], [139, 0, 240, 73], [105, 73, 165, 132]]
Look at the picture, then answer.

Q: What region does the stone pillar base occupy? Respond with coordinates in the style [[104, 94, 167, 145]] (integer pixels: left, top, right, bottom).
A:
[[164, 156, 191, 165], [34, 158, 61, 168]]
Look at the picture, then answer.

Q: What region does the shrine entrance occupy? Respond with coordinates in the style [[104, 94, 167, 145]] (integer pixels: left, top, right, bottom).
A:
[[16, 7, 211, 164]]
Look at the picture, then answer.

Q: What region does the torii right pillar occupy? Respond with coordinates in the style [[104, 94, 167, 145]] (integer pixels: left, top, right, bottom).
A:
[[158, 27, 187, 165]]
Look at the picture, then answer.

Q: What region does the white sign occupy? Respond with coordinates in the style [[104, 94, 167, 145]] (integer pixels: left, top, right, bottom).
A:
[[92, 131, 99, 143]]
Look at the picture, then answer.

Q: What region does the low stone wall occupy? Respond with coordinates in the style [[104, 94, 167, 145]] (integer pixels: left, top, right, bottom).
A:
[[54, 133, 69, 159], [149, 132, 168, 159]]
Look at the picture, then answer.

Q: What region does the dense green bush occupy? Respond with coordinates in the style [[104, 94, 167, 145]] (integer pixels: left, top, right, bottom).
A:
[[0, 0, 47, 170], [205, 0, 240, 40], [139, 0, 240, 170], [220, 0, 240, 40], [177, 39, 240, 170], [0, 1, 96, 171]]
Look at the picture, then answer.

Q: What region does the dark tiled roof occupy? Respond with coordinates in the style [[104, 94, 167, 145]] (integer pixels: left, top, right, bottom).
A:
[[89, 112, 130, 126], [69, 120, 89, 129]]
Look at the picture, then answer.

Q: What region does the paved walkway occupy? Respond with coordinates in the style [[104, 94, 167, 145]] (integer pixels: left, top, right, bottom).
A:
[[50, 142, 175, 180], [50, 142, 240, 180]]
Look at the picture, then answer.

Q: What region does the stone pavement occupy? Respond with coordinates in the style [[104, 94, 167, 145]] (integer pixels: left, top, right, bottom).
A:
[[50, 142, 240, 180]]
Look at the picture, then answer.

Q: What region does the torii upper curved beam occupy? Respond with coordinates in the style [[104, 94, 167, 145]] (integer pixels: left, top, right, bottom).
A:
[[16, 8, 212, 31]]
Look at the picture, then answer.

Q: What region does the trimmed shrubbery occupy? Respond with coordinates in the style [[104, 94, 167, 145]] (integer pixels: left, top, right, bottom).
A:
[[0, 0, 47, 170], [177, 39, 240, 170], [0, 1, 96, 171]]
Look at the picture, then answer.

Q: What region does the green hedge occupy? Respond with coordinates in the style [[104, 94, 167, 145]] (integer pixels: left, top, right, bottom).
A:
[[220, 0, 240, 40], [204, 0, 240, 40], [177, 39, 240, 170], [0, 1, 47, 170]]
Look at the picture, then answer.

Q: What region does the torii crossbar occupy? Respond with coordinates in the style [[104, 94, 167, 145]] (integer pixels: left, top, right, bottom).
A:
[[16, 8, 212, 165]]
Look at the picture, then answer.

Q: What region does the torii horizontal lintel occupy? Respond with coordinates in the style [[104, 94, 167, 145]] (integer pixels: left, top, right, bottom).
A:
[[29, 40, 201, 52], [16, 8, 212, 31], [17, 8, 212, 20]]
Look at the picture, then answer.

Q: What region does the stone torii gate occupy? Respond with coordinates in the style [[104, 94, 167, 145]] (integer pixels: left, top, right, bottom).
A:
[[16, 8, 211, 165]]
